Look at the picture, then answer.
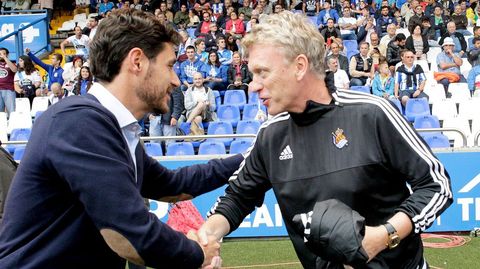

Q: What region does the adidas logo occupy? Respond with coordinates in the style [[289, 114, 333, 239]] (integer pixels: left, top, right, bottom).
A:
[[279, 145, 293, 160]]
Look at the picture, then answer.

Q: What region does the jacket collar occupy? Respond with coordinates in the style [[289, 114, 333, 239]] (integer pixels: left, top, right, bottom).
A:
[[290, 98, 337, 126]]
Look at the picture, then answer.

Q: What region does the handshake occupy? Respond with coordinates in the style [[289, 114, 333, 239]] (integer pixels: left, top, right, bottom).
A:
[[187, 227, 222, 269]]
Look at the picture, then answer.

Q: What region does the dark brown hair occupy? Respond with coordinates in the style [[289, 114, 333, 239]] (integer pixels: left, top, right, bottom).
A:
[[89, 9, 181, 83]]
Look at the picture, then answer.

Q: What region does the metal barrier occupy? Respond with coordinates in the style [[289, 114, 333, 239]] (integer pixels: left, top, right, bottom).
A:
[[474, 130, 480, 147], [416, 127, 468, 147], [140, 134, 257, 145], [0, 10, 50, 61]]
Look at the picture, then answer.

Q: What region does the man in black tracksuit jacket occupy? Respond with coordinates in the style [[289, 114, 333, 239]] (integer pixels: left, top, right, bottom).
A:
[[198, 12, 453, 269]]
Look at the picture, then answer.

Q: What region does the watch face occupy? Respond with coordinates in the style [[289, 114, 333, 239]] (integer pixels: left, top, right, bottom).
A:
[[388, 234, 401, 249]]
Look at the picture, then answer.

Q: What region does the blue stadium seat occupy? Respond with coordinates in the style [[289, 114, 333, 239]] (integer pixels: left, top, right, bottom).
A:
[[347, 50, 359, 62], [186, 27, 196, 38], [229, 140, 253, 154], [405, 98, 430, 122], [166, 142, 195, 156], [242, 104, 267, 120], [6, 128, 31, 154], [350, 86, 371, 94], [13, 145, 26, 161], [217, 105, 241, 127], [198, 141, 226, 155], [236, 120, 261, 141], [248, 92, 259, 104], [389, 98, 403, 114], [213, 90, 222, 110], [414, 115, 441, 136], [206, 121, 234, 146], [422, 134, 451, 148], [144, 142, 163, 157], [34, 110, 44, 119], [224, 90, 247, 110], [343, 40, 358, 52]]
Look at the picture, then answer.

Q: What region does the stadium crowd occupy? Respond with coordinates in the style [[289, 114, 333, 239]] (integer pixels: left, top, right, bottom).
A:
[[1, 0, 480, 146]]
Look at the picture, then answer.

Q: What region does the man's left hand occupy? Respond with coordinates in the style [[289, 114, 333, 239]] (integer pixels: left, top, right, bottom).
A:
[[361, 226, 388, 262], [412, 90, 421, 98]]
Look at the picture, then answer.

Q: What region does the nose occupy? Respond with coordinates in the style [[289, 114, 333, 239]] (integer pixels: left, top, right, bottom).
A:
[[172, 70, 181, 87], [248, 80, 263, 93]]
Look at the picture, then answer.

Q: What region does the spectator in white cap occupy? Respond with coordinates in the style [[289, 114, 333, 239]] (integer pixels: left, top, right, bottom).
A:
[[435, 37, 466, 97]]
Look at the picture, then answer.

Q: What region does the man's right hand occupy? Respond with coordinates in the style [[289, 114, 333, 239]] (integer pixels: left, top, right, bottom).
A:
[[25, 48, 31, 54], [187, 230, 221, 269]]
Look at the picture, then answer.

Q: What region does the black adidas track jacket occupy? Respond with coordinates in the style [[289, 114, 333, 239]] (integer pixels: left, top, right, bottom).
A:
[[210, 90, 453, 269]]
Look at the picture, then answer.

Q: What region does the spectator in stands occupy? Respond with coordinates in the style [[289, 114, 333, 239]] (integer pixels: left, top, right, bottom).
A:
[[38, 0, 53, 25], [187, 8, 200, 27], [184, 72, 217, 131], [149, 87, 184, 145], [401, 0, 418, 26], [326, 57, 350, 91], [424, 0, 436, 17], [407, 4, 424, 30], [73, 66, 93, 95], [376, 6, 396, 38], [466, 1, 479, 27], [326, 41, 349, 74], [180, 45, 205, 91], [406, 24, 428, 61], [386, 33, 406, 71], [216, 36, 233, 66], [141, 0, 154, 13], [174, 4, 189, 29], [225, 33, 239, 52], [430, 5, 449, 40], [74, 0, 90, 16], [393, 8, 406, 28], [302, 0, 318, 16], [227, 51, 251, 94], [226, 11, 246, 38], [14, 55, 40, 105], [195, 11, 212, 37], [321, 18, 342, 47], [259, 0, 273, 15], [0, 48, 16, 116], [26, 48, 64, 92], [439, 21, 467, 58], [379, 23, 396, 56], [202, 51, 227, 91], [317, 1, 339, 28], [436, 37, 466, 96], [246, 14, 258, 33], [130, 0, 142, 10], [62, 56, 84, 92], [239, 0, 253, 21], [440, 0, 454, 16], [368, 32, 381, 56], [451, 4, 470, 37], [194, 38, 208, 62], [357, 14, 376, 43], [194, 0, 211, 14], [349, 42, 373, 86], [467, 38, 480, 93], [468, 26, 480, 50], [48, 82, 72, 106], [13, 0, 30, 10], [99, 0, 114, 17], [420, 16, 437, 47], [395, 50, 428, 106], [160, 1, 174, 22], [338, 6, 357, 40], [204, 23, 224, 51], [60, 26, 90, 63], [372, 56, 395, 99], [86, 15, 99, 40], [176, 30, 194, 60], [211, 0, 224, 20]]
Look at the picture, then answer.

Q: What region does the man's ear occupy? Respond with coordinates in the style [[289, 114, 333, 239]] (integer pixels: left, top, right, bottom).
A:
[[127, 48, 146, 75], [294, 54, 309, 81]]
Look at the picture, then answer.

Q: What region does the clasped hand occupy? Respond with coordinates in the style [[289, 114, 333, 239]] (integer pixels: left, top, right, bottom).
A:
[[187, 229, 222, 269]]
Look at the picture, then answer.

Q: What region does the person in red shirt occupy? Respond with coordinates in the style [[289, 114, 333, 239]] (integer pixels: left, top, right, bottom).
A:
[[225, 11, 246, 38], [194, 11, 212, 37], [0, 48, 17, 117]]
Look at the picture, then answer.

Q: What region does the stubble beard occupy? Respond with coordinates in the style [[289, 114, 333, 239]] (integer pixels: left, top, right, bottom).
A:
[[136, 66, 170, 115]]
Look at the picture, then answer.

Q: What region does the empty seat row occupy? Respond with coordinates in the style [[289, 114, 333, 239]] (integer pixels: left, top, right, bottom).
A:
[[144, 140, 252, 157]]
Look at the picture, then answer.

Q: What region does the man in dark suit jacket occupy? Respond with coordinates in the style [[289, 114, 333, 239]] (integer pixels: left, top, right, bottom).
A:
[[0, 9, 239, 269]]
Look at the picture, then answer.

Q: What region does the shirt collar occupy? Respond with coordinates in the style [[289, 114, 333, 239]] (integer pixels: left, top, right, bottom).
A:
[[88, 82, 137, 129]]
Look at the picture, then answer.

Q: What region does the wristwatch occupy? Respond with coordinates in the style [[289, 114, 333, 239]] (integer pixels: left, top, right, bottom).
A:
[[383, 222, 401, 249]]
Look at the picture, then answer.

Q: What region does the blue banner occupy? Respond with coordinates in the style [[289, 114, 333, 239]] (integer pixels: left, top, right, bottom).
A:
[[149, 151, 480, 237], [0, 13, 48, 60]]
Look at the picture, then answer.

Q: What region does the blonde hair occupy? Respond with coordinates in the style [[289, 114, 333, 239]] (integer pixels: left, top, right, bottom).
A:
[[241, 11, 326, 78]]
